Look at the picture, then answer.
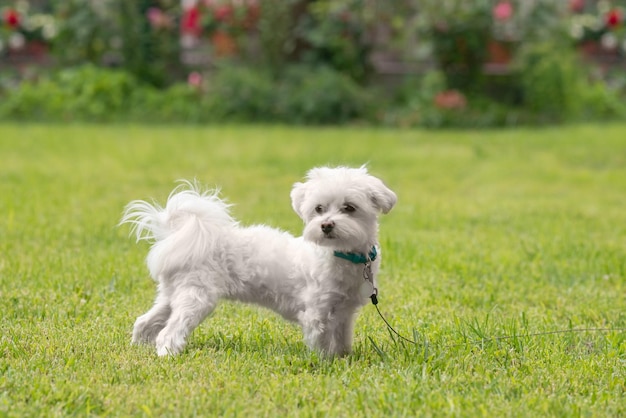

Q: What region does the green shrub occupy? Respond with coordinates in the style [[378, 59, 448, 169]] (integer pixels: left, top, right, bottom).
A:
[[0, 64, 373, 124], [204, 66, 277, 122], [385, 70, 551, 129], [200, 64, 373, 124], [275, 65, 373, 124], [577, 80, 626, 121], [5, 58, 619, 127], [386, 71, 447, 128], [52, 0, 119, 66], [0, 79, 58, 120], [516, 42, 626, 122], [516, 42, 584, 120], [0, 65, 138, 121], [296, 1, 372, 83], [52, 0, 182, 87], [129, 84, 209, 123]]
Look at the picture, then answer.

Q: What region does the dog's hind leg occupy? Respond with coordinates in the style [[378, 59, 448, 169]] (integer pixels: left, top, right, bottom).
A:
[[132, 286, 172, 345], [155, 277, 218, 356]]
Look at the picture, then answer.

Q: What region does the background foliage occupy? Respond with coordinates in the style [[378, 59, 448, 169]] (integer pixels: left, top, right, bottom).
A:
[[1, 0, 625, 126]]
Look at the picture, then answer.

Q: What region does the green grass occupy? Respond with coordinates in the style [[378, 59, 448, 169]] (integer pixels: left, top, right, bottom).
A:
[[1, 123, 625, 417]]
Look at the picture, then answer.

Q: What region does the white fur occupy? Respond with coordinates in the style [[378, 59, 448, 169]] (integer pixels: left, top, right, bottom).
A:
[[121, 167, 396, 357]]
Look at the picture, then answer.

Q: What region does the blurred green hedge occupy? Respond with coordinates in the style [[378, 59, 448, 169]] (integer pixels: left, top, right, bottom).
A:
[[0, 64, 374, 125]]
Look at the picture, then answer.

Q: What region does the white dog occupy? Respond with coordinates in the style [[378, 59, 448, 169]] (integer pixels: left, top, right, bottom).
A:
[[121, 166, 396, 357]]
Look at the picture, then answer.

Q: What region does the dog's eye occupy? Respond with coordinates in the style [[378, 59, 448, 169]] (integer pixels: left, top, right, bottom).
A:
[[342, 204, 356, 213], [315, 205, 324, 214]]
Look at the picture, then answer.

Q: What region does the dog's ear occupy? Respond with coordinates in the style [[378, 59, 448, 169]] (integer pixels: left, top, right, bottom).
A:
[[290, 182, 307, 219], [368, 177, 397, 214]]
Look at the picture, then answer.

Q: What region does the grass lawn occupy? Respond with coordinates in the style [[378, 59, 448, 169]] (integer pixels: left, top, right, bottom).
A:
[[1, 123, 625, 417]]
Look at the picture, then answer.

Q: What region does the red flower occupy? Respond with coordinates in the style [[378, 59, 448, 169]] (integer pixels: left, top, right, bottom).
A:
[[605, 9, 622, 28], [3, 8, 20, 28], [181, 6, 201, 35]]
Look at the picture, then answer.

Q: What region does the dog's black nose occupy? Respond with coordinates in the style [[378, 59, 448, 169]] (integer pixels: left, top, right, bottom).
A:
[[321, 221, 335, 234]]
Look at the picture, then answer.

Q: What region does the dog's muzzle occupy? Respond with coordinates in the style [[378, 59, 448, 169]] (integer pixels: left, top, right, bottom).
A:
[[321, 221, 335, 235]]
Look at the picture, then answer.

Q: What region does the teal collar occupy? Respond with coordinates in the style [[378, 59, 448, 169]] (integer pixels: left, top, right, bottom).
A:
[[333, 246, 377, 264]]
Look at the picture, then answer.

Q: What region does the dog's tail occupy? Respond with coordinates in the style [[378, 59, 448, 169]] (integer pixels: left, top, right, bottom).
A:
[[120, 180, 236, 279]]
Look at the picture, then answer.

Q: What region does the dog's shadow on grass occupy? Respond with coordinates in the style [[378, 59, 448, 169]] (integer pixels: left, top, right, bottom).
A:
[[184, 329, 405, 372], [194, 330, 298, 354], [186, 337, 334, 373]]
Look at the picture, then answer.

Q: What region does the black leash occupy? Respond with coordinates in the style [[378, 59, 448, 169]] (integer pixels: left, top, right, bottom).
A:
[[360, 260, 625, 350], [370, 293, 626, 350], [361, 257, 419, 345], [370, 293, 419, 345]]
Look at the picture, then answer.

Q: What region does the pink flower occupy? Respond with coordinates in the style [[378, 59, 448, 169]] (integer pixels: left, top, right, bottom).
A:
[[147, 7, 172, 29], [187, 71, 203, 88], [569, 0, 585, 13], [493, 2, 513, 21]]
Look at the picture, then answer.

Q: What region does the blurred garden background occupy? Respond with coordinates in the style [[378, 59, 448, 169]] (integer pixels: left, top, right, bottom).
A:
[[1, 0, 626, 126]]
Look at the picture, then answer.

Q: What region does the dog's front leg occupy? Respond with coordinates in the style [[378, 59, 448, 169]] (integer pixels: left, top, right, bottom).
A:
[[329, 311, 357, 356], [299, 307, 355, 357], [318, 310, 357, 357]]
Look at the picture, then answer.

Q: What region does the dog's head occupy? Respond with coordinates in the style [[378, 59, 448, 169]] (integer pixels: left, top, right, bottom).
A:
[[290, 166, 396, 252]]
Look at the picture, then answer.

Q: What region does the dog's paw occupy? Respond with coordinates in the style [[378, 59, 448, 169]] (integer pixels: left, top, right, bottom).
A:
[[156, 345, 178, 357], [132, 321, 162, 345], [132, 333, 154, 346], [155, 333, 185, 356]]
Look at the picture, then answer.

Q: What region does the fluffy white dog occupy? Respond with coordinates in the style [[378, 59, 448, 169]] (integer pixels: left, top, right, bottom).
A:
[[121, 166, 396, 357]]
